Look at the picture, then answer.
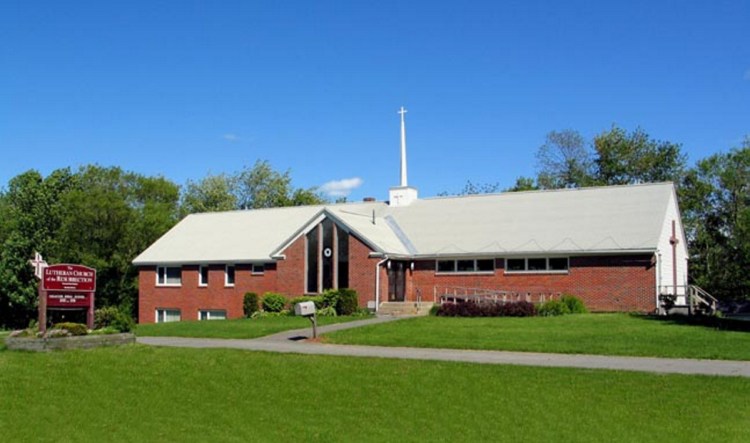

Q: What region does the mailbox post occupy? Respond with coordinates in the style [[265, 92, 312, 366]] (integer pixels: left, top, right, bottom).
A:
[[294, 301, 317, 338]]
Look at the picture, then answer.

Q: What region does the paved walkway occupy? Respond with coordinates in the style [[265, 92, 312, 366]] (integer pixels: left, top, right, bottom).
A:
[[137, 316, 750, 378]]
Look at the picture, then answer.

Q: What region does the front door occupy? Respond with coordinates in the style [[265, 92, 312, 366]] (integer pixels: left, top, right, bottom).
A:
[[387, 261, 406, 302]]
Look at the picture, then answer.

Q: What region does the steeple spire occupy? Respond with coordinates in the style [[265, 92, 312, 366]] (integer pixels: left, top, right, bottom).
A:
[[388, 106, 418, 207], [398, 106, 408, 186]]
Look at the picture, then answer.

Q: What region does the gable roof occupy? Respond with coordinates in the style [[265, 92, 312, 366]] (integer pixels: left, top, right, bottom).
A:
[[133, 182, 678, 265]]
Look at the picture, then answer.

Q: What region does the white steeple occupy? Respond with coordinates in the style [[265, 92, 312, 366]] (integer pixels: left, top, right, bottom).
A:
[[398, 106, 408, 186], [389, 106, 418, 207]]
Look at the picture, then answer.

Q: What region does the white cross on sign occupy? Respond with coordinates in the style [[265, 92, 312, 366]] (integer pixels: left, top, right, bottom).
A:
[[28, 251, 48, 280]]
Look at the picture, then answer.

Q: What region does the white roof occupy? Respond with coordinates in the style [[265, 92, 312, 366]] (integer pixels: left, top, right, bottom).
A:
[[133, 182, 678, 265]]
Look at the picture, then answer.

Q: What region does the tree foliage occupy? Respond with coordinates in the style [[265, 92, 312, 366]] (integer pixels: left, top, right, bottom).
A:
[[593, 126, 686, 185], [680, 138, 750, 299], [536, 129, 594, 189], [235, 160, 324, 209], [181, 173, 237, 214]]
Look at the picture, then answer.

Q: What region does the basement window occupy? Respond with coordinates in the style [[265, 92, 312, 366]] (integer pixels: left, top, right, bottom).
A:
[[199, 310, 227, 321], [436, 259, 495, 274], [156, 266, 181, 286], [504, 257, 569, 274], [156, 309, 181, 323]]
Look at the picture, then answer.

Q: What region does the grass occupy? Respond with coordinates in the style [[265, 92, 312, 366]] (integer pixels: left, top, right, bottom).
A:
[[323, 313, 750, 360], [1, 345, 749, 442], [136, 314, 370, 339]]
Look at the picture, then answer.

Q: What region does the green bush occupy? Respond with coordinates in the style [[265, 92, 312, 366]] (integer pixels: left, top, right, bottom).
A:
[[321, 289, 340, 309], [317, 306, 337, 317], [262, 293, 287, 313], [537, 299, 571, 317], [429, 304, 441, 316], [52, 322, 88, 336], [243, 292, 260, 317], [560, 294, 588, 314], [336, 288, 359, 316], [95, 306, 134, 332]]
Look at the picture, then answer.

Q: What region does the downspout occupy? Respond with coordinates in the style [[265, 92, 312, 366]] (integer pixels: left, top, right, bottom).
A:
[[655, 251, 661, 313], [374, 256, 389, 313]]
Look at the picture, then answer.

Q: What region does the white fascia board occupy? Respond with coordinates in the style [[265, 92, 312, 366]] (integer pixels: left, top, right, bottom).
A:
[[268, 209, 327, 258]]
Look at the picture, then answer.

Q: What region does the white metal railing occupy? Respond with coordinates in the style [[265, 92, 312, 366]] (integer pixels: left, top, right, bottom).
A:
[[659, 284, 718, 314], [432, 285, 560, 305]]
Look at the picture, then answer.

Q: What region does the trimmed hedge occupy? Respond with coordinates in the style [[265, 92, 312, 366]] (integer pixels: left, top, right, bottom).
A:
[[436, 301, 537, 317], [290, 295, 325, 310], [52, 322, 88, 336], [336, 288, 359, 316], [243, 292, 260, 317]]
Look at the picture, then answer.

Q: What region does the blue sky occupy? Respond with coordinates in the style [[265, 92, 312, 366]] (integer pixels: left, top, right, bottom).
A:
[[1, 1, 748, 200]]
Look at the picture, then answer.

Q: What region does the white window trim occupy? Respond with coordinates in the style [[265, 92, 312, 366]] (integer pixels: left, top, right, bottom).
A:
[[503, 257, 570, 275], [155, 308, 181, 323], [435, 259, 495, 275], [156, 266, 182, 287], [199, 309, 227, 321], [225, 264, 235, 287], [198, 265, 208, 287], [251, 263, 265, 275]]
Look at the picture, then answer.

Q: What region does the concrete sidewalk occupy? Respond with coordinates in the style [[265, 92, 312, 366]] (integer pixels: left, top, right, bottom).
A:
[[137, 316, 750, 378]]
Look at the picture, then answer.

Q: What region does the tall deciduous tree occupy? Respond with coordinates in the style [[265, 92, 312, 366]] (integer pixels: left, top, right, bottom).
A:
[[181, 173, 237, 215], [680, 137, 750, 300], [0, 169, 76, 328], [234, 160, 325, 209], [594, 125, 686, 185], [536, 130, 594, 189]]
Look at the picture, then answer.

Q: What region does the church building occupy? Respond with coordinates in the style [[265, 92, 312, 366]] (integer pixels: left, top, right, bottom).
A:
[[133, 109, 688, 323]]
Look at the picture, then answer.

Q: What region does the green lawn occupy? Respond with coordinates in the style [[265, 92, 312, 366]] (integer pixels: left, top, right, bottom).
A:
[[324, 314, 750, 360], [136, 315, 370, 339], [1, 345, 749, 442]]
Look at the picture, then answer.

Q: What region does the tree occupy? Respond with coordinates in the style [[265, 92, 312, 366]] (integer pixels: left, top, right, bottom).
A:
[[0, 169, 76, 328], [181, 173, 237, 215], [57, 166, 180, 313], [505, 176, 539, 192], [536, 130, 594, 189], [594, 125, 686, 185], [680, 137, 750, 300], [234, 160, 325, 209]]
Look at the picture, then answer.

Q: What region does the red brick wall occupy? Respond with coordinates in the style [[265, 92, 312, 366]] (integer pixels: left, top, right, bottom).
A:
[[346, 235, 381, 307], [138, 262, 282, 324], [277, 235, 306, 296], [409, 255, 656, 312]]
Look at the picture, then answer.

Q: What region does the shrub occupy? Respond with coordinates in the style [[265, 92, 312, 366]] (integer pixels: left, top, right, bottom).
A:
[[243, 292, 260, 317], [537, 299, 571, 317], [429, 304, 441, 316], [321, 289, 340, 309], [262, 293, 287, 313], [560, 294, 588, 314], [316, 306, 337, 317], [95, 306, 134, 332], [436, 301, 536, 317], [336, 288, 359, 316], [52, 322, 88, 336], [45, 329, 72, 338]]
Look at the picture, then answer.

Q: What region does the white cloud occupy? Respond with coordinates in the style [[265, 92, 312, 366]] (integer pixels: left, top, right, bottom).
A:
[[319, 177, 364, 197], [222, 133, 240, 142]]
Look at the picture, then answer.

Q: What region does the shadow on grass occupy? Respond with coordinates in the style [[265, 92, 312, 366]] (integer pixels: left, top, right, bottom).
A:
[[634, 313, 750, 332]]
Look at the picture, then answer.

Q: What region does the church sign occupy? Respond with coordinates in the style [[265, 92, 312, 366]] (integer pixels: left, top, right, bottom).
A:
[[29, 257, 97, 332], [43, 264, 96, 292]]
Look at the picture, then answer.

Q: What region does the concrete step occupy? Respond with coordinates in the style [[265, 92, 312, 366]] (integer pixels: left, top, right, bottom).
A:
[[377, 302, 434, 317]]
